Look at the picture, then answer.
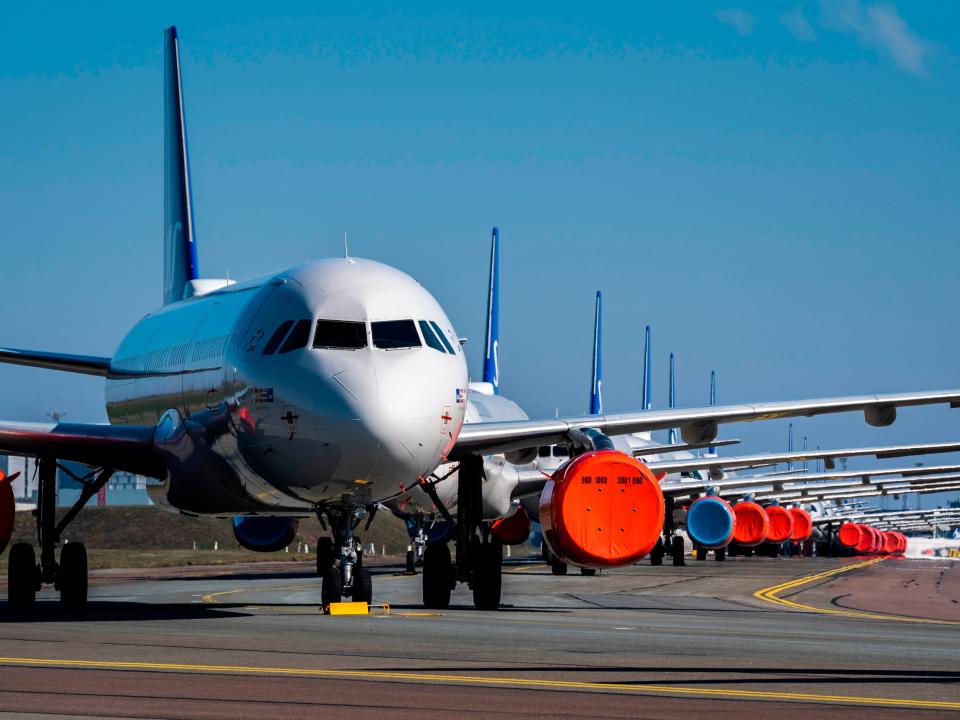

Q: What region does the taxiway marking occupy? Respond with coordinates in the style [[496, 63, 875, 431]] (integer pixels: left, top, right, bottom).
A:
[[0, 656, 956, 710], [754, 558, 960, 626]]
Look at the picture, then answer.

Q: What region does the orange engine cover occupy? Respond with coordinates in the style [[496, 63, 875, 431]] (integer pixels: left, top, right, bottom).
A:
[[540, 450, 664, 568], [765, 505, 794, 543], [838, 522, 862, 548], [856, 525, 877, 553], [491, 506, 532, 546], [0, 472, 14, 555], [881, 531, 898, 555], [732, 501, 769, 546], [789, 507, 813, 542]]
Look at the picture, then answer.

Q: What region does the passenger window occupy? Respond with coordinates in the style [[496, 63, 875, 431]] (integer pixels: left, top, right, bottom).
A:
[[553, 446, 569, 458], [314, 320, 367, 350], [372, 320, 421, 350], [418, 320, 447, 353], [538, 446, 551, 458], [429, 321, 455, 354], [278, 320, 312, 354], [262, 321, 294, 355]]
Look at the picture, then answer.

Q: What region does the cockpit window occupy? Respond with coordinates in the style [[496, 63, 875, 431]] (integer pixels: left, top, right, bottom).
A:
[[262, 320, 294, 355], [314, 320, 367, 350], [429, 321, 456, 354], [372, 320, 421, 350], [278, 319, 312, 354], [418, 320, 447, 353]]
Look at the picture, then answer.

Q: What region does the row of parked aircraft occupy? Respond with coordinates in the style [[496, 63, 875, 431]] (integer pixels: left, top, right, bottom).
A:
[[1, 27, 957, 613]]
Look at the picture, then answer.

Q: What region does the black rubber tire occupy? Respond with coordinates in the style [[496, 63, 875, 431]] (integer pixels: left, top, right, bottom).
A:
[[321, 566, 341, 609], [352, 567, 373, 604], [59, 542, 88, 610], [422, 542, 452, 609], [7, 543, 36, 611], [550, 556, 568, 575], [745, 547, 754, 557], [472, 540, 503, 611], [695, 547, 707, 561], [650, 537, 664, 566], [714, 547, 726, 562], [580, 567, 597, 576], [316, 537, 336, 576], [671, 536, 685, 566], [405, 549, 416, 573]]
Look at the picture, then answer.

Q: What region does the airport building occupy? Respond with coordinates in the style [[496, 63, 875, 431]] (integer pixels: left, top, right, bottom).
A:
[[2, 455, 152, 508]]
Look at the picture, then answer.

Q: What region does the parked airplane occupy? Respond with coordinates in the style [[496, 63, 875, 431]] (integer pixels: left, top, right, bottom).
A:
[[4, 28, 960, 613]]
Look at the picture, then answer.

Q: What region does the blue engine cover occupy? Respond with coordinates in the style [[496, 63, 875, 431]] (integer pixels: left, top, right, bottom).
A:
[[232, 516, 299, 552], [686, 497, 735, 549], [405, 518, 451, 544]]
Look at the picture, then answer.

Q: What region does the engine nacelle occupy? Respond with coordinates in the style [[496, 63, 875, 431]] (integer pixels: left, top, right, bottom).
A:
[[881, 531, 898, 555], [491, 506, 532, 546], [764, 504, 794, 543], [856, 524, 877, 553], [686, 496, 736, 550], [0, 472, 14, 555], [838, 522, 862, 548], [504, 447, 539, 465], [788, 507, 813, 542], [732, 500, 769, 546], [232, 516, 299, 552], [540, 450, 664, 568]]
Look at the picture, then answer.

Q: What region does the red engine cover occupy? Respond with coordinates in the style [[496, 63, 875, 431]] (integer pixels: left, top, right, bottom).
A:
[[856, 525, 877, 553], [0, 472, 14, 555], [491, 506, 532, 546], [540, 450, 664, 568], [838, 522, 862, 548], [765, 505, 795, 543], [732, 501, 769, 546], [881, 531, 898, 555], [789, 507, 813, 542]]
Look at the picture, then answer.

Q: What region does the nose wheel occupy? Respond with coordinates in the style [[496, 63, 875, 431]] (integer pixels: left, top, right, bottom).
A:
[[316, 502, 376, 609]]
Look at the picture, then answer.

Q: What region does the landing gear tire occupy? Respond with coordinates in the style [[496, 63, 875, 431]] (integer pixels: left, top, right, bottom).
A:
[[671, 536, 685, 567], [405, 549, 416, 574], [650, 537, 664, 566], [7, 543, 36, 611], [316, 538, 335, 576], [352, 567, 373, 605], [695, 547, 707, 561], [580, 568, 597, 576], [714, 547, 726, 562], [321, 566, 341, 609], [472, 540, 503, 611], [422, 542, 452, 609], [59, 542, 88, 610]]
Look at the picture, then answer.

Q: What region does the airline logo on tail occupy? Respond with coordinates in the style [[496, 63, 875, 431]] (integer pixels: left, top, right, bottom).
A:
[[590, 290, 603, 415], [483, 227, 501, 393]]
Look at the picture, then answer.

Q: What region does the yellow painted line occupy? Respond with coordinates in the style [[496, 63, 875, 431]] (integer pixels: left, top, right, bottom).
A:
[[200, 583, 316, 604], [0, 656, 956, 710], [754, 559, 960, 626]]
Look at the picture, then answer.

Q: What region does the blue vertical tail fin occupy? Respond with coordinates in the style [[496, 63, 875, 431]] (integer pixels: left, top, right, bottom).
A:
[[482, 227, 500, 393], [641, 325, 652, 411], [708, 370, 717, 454], [163, 26, 200, 306], [590, 291, 602, 415], [668, 352, 677, 444]]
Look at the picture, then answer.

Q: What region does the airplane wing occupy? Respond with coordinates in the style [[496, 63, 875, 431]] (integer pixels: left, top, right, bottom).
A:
[[0, 347, 111, 376], [451, 389, 960, 457], [0, 421, 163, 477], [644, 440, 960, 477]]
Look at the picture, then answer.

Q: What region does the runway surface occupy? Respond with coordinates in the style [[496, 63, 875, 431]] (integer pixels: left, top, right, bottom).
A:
[[1, 555, 958, 719]]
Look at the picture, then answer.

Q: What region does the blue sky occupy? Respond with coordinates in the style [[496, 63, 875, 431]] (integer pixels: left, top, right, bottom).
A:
[[2, 2, 959, 508]]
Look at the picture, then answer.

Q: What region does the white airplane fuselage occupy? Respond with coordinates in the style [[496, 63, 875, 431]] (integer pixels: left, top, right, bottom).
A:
[[105, 258, 468, 515]]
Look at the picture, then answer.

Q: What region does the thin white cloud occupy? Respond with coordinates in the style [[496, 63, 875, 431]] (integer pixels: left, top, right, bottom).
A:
[[820, 0, 931, 75], [780, 5, 817, 42], [715, 8, 756, 37]]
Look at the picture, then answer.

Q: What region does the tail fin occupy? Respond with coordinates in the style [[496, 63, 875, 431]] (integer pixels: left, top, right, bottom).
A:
[[482, 227, 500, 393], [163, 26, 200, 305], [641, 325, 652, 411], [668, 352, 677, 444], [708, 370, 717, 454], [589, 291, 602, 415]]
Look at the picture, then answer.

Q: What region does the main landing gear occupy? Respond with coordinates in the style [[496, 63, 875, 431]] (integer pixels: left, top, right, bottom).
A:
[[421, 454, 503, 611], [316, 500, 375, 607], [652, 496, 685, 567], [7, 457, 112, 612]]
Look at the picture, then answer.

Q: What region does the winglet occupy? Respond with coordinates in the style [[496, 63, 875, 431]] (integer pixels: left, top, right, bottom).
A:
[[641, 325, 652, 411], [163, 26, 200, 305], [590, 291, 603, 415], [482, 227, 500, 393]]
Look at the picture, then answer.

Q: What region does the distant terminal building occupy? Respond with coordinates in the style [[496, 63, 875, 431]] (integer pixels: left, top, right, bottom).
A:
[[2, 455, 152, 508]]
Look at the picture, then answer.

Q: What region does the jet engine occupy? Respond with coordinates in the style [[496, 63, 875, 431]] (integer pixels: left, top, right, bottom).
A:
[[0, 472, 14, 555], [856, 525, 878, 554], [231, 516, 299, 552], [491, 506, 532, 546], [540, 449, 664, 568], [764, 504, 795, 543], [788, 506, 813, 543], [686, 496, 736, 550], [732, 500, 769, 546], [838, 522, 862, 548]]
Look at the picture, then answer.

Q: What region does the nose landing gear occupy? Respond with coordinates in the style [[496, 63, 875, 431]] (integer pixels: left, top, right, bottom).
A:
[[316, 502, 375, 607]]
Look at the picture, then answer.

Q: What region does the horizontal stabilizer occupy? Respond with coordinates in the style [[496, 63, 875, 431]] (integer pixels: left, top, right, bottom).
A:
[[0, 347, 110, 376]]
